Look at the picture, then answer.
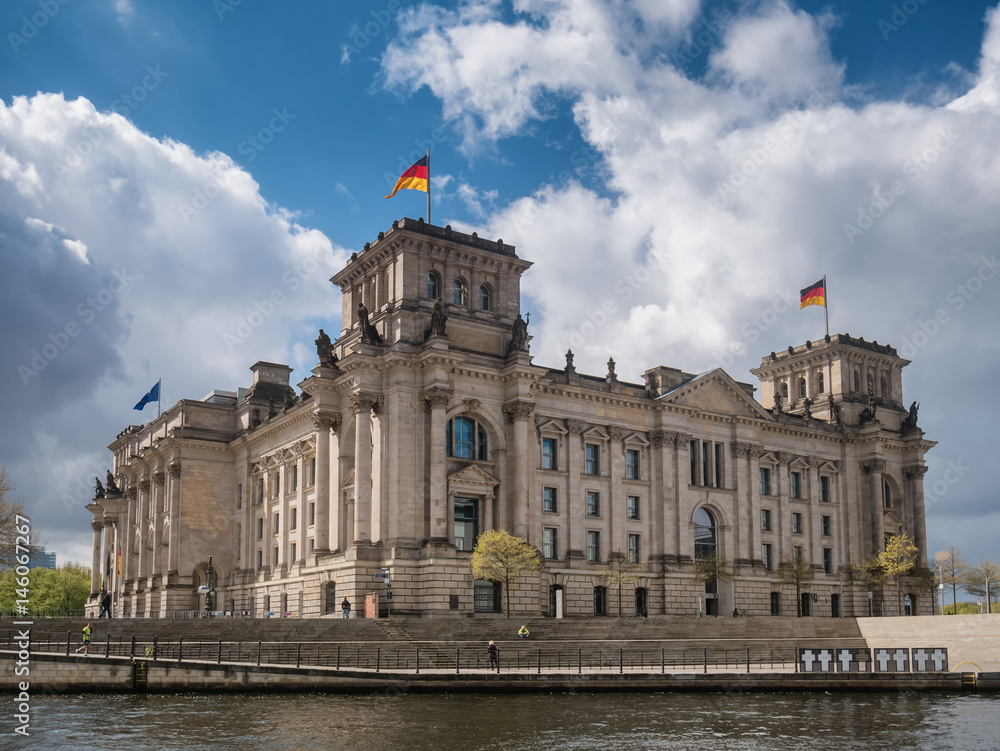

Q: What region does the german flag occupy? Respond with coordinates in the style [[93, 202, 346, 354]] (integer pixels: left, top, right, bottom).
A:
[[385, 155, 429, 199], [800, 279, 826, 309]]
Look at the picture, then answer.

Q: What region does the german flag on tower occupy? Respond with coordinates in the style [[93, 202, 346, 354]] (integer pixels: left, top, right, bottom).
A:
[[385, 155, 429, 199], [799, 279, 826, 309]]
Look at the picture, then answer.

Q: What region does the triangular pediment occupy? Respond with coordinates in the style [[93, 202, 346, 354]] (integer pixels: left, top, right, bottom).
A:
[[447, 464, 498, 488], [657, 369, 770, 419], [341, 467, 356, 489], [883, 509, 904, 528]]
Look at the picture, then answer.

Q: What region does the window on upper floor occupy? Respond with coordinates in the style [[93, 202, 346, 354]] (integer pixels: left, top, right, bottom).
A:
[[543, 487, 557, 513], [762, 543, 773, 571], [880, 375, 888, 398], [790, 471, 802, 499], [586, 491, 600, 517], [627, 495, 640, 521], [690, 440, 725, 488], [543, 528, 558, 560], [454, 277, 468, 306], [257, 517, 263, 539], [792, 512, 803, 534], [822, 515, 831, 536], [761, 508, 772, 532], [479, 284, 492, 311], [273, 513, 280, 535], [447, 416, 488, 461], [798, 377, 806, 399], [760, 467, 772, 496], [236, 483, 242, 509], [626, 449, 640, 480], [781, 382, 789, 400], [820, 476, 831, 502], [542, 438, 557, 470], [587, 531, 601, 562], [290, 507, 297, 531], [585, 444, 600, 475], [823, 547, 833, 574], [853, 369, 861, 393], [882, 479, 892, 508], [427, 271, 440, 299], [628, 534, 641, 564], [817, 371, 825, 394]]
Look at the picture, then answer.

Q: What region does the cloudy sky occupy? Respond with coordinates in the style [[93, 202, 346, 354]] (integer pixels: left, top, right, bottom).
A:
[[1, 0, 998, 584]]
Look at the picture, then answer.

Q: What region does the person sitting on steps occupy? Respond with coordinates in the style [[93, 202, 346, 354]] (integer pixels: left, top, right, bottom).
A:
[[517, 624, 529, 638]]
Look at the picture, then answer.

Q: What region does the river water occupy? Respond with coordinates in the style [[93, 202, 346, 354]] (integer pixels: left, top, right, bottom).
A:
[[24, 691, 1000, 750]]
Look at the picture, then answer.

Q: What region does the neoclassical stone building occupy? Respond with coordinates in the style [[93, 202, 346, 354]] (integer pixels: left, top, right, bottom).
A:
[[86, 218, 935, 619]]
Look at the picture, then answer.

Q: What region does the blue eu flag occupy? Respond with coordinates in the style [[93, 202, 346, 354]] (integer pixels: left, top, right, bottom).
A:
[[133, 381, 160, 411]]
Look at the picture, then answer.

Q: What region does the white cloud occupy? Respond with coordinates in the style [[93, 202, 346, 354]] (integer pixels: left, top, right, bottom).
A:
[[0, 93, 347, 552], [114, 0, 134, 27]]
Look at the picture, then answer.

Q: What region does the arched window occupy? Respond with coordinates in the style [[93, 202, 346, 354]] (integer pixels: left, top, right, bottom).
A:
[[853, 369, 861, 393], [880, 375, 888, 398], [798, 377, 806, 399], [427, 271, 440, 299], [694, 508, 717, 560], [780, 382, 789, 400], [453, 278, 468, 306], [882, 479, 892, 508], [817, 372, 825, 394], [479, 283, 492, 311], [866, 373, 874, 394], [447, 416, 488, 460]]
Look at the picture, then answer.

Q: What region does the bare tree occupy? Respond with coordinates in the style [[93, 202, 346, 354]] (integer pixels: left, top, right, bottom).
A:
[[940, 547, 969, 614], [777, 545, 815, 617], [0, 468, 39, 569], [600, 550, 642, 617], [962, 559, 1000, 614]]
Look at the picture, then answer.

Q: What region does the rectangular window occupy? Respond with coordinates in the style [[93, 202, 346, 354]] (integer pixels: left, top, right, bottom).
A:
[[273, 512, 280, 535], [236, 524, 241, 561], [257, 550, 262, 569], [309, 502, 315, 527], [760, 467, 772, 496], [762, 543, 773, 571], [820, 476, 831, 502], [626, 449, 640, 480], [792, 512, 803, 534], [290, 542, 297, 562], [236, 483, 242, 509], [542, 438, 557, 470], [585, 444, 600, 475], [310, 457, 316, 487], [290, 507, 297, 531], [690, 440, 698, 485], [290, 465, 298, 492], [628, 533, 640, 564], [256, 478, 264, 504], [586, 491, 600, 517], [790, 471, 802, 499], [309, 538, 314, 552], [543, 487, 557, 513], [587, 531, 601, 562], [714, 443, 723, 488], [257, 517, 263, 539], [273, 547, 279, 567], [761, 509, 772, 532], [822, 515, 831, 536], [543, 528, 558, 560], [627, 495, 640, 520], [702, 440, 710, 486], [823, 547, 833, 574], [272, 471, 279, 498]]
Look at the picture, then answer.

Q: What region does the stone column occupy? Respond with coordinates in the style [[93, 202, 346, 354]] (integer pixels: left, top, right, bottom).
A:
[[90, 521, 103, 596], [328, 423, 342, 552], [904, 465, 929, 561], [351, 392, 380, 544], [137, 477, 150, 580], [424, 389, 451, 542], [504, 400, 535, 539], [313, 416, 334, 552], [151, 470, 165, 576], [167, 463, 181, 574], [566, 419, 586, 558], [730, 442, 753, 566], [607, 426, 626, 554], [861, 459, 886, 554]]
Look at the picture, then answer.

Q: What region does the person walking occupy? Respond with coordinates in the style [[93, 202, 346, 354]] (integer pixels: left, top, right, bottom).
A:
[[488, 640, 499, 671], [98, 593, 112, 618], [341, 598, 351, 619], [75, 623, 93, 654]]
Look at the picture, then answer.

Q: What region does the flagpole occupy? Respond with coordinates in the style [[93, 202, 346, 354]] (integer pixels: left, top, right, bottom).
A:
[[157, 378, 162, 417], [823, 275, 829, 338], [426, 148, 431, 226]]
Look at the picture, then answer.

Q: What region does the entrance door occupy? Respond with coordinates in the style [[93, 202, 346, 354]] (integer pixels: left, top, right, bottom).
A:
[[635, 587, 648, 617], [549, 585, 564, 617], [831, 593, 840, 618], [770, 591, 781, 616], [704, 579, 718, 616], [800, 592, 811, 617]]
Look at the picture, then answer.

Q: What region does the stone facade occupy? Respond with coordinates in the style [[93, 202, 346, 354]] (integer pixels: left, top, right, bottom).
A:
[[86, 218, 936, 619]]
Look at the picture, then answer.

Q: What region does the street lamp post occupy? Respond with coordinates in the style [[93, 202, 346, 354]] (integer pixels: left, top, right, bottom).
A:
[[933, 550, 951, 616]]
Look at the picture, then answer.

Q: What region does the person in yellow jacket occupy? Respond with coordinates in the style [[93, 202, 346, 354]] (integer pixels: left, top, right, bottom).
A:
[[517, 624, 529, 639], [75, 623, 93, 654]]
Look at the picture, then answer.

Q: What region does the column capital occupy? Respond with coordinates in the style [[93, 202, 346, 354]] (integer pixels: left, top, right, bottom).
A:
[[423, 388, 452, 409], [167, 462, 181, 478], [91, 521, 104, 533], [313, 413, 341, 433], [730, 441, 753, 457], [862, 458, 887, 474], [138, 478, 150, 492], [607, 425, 626, 442], [776, 451, 794, 466], [152, 470, 165, 487], [903, 464, 928, 479], [503, 400, 535, 423], [566, 419, 587, 435], [350, 392, 383, 415]]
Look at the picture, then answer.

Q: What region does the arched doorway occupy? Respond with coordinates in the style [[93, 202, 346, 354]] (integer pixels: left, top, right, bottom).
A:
[[904, 593, 916, 616], [694, 508, 719, 616]]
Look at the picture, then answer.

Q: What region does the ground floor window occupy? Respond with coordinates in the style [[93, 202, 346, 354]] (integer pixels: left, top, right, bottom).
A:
[[473, 579, 501, 613], [831, 592, 840, 618], [549, 584, 564, 617], [635, 587, 648, 617], [770, 591, 781, 616], [594, 586, 608, 616], [800, 592, 812, 617]]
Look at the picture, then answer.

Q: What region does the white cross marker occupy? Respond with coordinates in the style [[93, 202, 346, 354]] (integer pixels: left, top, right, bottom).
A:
[[838, 650, 854, 672], [876, 649, 891, 671], [802, 650, 816, 671], [818, 650, 833, 672], [931, 649, 947, 670], [893, 649, 907, 671], [913, 650, 929, 671]]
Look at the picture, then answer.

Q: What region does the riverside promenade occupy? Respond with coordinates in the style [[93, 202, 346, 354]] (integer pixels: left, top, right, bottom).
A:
[[3, 613, 998, 694]]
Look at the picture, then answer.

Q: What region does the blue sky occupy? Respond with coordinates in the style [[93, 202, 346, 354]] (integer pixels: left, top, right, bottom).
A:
[[2, 0, 999, 593]]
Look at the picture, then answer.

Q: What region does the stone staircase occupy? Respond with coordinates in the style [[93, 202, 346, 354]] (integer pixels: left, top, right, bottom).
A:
[[855, 613, 1000, 671]]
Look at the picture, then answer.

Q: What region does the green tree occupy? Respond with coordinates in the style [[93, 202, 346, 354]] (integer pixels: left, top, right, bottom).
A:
[[879, 533, 919, 616], [0, 467, 39, 569], [600, 550, 642, 617], [470, 529, 540, 617], [962, 559, 1000, 614], [0, 563, 91, 613], [852, 554, 887, 615], [777, 545, 814, 617], [693, 551, 733, 616]]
